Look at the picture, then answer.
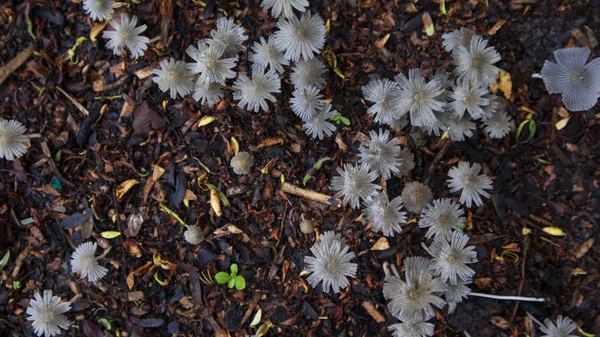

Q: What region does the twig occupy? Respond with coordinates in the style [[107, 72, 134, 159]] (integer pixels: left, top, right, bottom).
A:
[[111, 191, 129, 318], [56, 86, 90, 116], [425, 138, 451, 185], [280, 182, 340, 208], [470, 292, 545, 302], [11, 245, 31, 279], [40, 141, 74, 187], [0, 45, 34, 85], [511, 241, 527, 321]]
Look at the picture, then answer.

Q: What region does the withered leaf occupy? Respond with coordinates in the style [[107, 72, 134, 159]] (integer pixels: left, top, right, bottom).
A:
[[131, 317, 164, 328], [82, 320, 103, 337], [132, 101, 167, 136], [60, 210, 92, 229]]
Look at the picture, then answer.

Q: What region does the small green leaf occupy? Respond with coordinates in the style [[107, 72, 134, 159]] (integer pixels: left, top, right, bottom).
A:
[[341, 117, 351, 126], [235, 275, 246, 290], [280, 174, 285, 184], [528, 120, 536, 138], [302, 174, 313, 186], [440, 0, 447, 15], [100, 231, 121, 239], [230, 263, 238, 276], [153, 270, 167, 286], [218, 191, 230, 207], [100, 318, 112, 330], [516, 119, 529, 139], [228, 277, 235, 288], [313, 157, 331, 170], [215, 272, 231, 284]]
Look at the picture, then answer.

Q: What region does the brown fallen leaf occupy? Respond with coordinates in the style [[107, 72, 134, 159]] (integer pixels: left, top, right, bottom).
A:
[[574, 238, 594, 259], [132, 101, 167, 135], [116, 179, 140, 200]]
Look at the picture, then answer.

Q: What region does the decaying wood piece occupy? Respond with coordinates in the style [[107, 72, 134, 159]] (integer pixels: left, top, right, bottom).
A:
[[0, 45, 35, 85], [280, 182, 340, 208]]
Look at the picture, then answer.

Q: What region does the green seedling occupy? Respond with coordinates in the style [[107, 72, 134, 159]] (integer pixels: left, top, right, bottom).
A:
[[331, 112, 351, 126], [215, 263, 246, 290], [303, 156, 331, 186]]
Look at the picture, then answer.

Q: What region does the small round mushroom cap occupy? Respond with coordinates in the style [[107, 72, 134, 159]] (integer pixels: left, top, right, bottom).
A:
[[184, 225, 205, 244], [230, 151, 253, 175]]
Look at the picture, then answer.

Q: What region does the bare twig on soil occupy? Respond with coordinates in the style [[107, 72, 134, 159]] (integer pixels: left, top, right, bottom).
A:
[[280, 182, 340, 208], [0, 45, 34, 85], [56, 86, 90, 116], [40, 141, 74, 187]]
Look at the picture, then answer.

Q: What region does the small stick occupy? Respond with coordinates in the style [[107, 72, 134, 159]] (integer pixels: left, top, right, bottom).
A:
[[470, 292, 545, 302], [280, 182, 340, 208], [0, 45, 34, 85], [56, 86, 90, 116]]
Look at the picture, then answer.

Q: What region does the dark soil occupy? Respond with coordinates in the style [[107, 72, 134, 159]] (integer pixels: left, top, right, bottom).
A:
[[1, 0, 599, 336]]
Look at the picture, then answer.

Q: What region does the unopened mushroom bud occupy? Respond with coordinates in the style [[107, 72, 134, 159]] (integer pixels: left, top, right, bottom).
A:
[[299, 214, 314, 234]]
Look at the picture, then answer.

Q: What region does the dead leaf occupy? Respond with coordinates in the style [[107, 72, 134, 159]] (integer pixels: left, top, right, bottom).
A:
[[490, 316, 512, 330], [574, 238, 594, 259], [487, 19, 507, 35], [370, 237, 390, 251], [474, 277, 492, 290], [257, 137, 284, 149], [210, 189, 222, 217], [116, 179, 140, 200], [132, 101, 167, 135], [90, 21, 108, 41], [123, 240, 143, 257], [490, 70, 512, 99], [374, 33, 390, 48], [184, 189, 197, 201]]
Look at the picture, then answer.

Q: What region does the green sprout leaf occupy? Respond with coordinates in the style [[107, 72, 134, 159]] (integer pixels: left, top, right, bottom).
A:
[[215, 272, 231, 284], [313, 157, 331, 170], [100, 318, 112, 330], [303, 174, 313, 186], [230, 263, 238, 276], [228, 277, 235, 288], [235, 275, 246, 290]]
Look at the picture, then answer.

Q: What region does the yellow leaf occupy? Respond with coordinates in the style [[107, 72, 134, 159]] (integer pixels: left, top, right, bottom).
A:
[[231, 136, 239, 155], [257, 137, 284, 149], [250, 308, 262, 327], [183, 189, 197, 201], [542, 226, 567, 236], [198, 116, 215, 127], [90, 21, 108, 41], [370, 237, 390, 251], [555, 117, 570, 130], [152, 165, 165, 182], [522, 228, 532, 235], [496, 70, 512, 99], [210, 189, 222, 217], [213, 224, 244, 236], [101, 231, 121, 239], [116, 179, 139, 200], [127, 272, 135, 290]]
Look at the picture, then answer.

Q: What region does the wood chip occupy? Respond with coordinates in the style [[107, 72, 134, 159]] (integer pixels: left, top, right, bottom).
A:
[[362, 301, 385, 323]]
